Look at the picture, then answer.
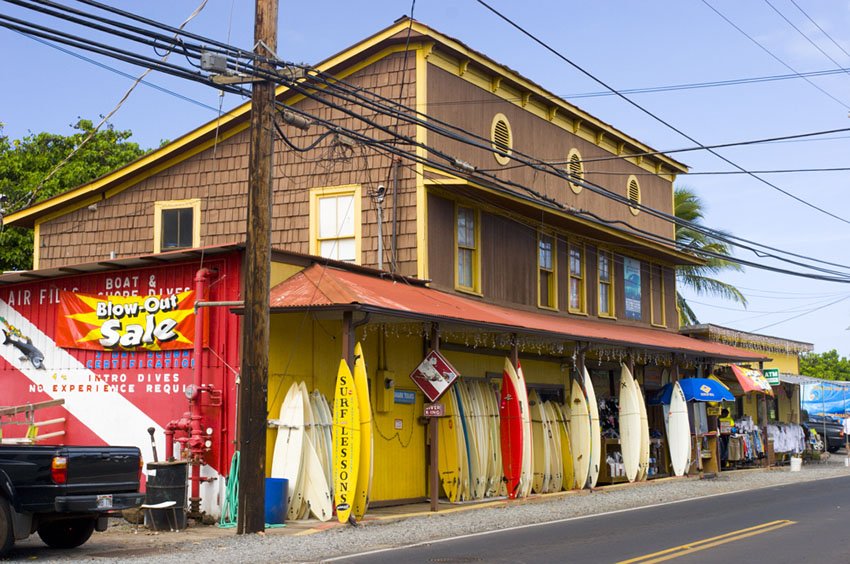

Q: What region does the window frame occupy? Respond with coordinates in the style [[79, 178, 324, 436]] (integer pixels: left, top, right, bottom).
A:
[[154, 199, 201, 253], [597, 249, 616, 319], [567, 242, 586, 314], [308, 184, 362, 264], [454, 204, 481, 294], [537, 231, 557, 310]]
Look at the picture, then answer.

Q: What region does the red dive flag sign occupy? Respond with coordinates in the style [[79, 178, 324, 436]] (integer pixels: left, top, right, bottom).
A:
[[409, 350, 459, 403]]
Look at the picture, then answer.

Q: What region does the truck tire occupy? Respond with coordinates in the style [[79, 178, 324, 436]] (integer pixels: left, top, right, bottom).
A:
[[37, 518, 95, 549], [0, 496, 13, 556]]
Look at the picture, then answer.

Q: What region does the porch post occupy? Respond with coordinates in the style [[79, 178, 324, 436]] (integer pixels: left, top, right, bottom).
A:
[[429, 323, 440, 512]]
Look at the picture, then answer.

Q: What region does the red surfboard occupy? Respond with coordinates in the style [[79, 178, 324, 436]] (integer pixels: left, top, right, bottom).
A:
[[500, 359, 523, 499]]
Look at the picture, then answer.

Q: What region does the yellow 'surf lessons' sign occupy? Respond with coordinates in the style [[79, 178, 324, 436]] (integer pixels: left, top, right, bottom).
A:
[[56, 290, 196, 351]]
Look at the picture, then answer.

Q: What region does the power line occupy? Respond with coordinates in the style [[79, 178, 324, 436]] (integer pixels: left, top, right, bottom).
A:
[[748, 294, 850, 332], [701, 0, 850, 110], [7, 4, 850, 282], [475, 0, 850, 226], [597, 166, 850, 177], [762, 0, 850, 80], [789, 0, 850, 62]]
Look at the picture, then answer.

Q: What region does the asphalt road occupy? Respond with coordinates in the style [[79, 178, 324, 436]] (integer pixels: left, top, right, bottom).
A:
[[332, 475, 850, 564]]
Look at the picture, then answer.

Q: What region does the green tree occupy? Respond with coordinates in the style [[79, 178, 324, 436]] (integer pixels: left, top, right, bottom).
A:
[[0, 119, 145, 270], [675, 186, 747, 326], [799, 349, 850, 381]]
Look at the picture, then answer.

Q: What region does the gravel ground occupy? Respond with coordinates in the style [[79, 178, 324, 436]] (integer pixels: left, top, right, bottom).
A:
[[16, 455, 850, 564]]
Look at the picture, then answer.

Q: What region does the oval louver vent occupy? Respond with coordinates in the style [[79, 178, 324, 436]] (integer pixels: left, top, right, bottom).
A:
[[627, 176, 641, 215], [491, 114, 512, 165], [568, 150, 584, 194]]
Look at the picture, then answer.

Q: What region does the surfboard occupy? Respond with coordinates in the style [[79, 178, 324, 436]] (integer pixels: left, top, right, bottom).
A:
[[618, 364, 641, 483], [515, 362, 533, 498], [569, 377, 591, 490], [544, 401, 563, 492], [668, 381, 691, 477], [501, 358, 523, 499], [271, 382, 305, 521], [529, 389, 548, 493], [552, 402, 574, 490], [310, 390, 334, 495], [297, 382, 315, 519], [583, 366, 601, 489], [333, 359, 360, 524], [483, 381, 501, 498], [301, 433, 332, 522], [464, 381, 487, 499], [455, 384, 480, 499], [437, 386, 462, 502], [352, 343, 373, 520], [635, 381, 650, 482]]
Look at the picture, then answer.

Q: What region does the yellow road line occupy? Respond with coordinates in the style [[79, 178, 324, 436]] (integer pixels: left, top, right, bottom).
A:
[[618, 520, 796, 564]]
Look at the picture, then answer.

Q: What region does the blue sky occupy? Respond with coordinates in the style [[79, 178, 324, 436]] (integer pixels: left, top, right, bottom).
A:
[[2, 1, 849, 358]]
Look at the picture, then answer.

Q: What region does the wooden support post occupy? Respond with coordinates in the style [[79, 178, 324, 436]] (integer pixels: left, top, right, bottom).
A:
[[510, 333, 519, 369], [237, 0, 277, 535], [429, 323, 440, 512]]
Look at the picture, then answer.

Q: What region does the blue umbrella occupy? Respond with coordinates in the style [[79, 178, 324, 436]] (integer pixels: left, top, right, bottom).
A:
[[648, 378, 735, 405]]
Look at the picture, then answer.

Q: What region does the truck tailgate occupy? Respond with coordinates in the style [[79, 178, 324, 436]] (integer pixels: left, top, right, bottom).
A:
[[66, 446, 140, 493]]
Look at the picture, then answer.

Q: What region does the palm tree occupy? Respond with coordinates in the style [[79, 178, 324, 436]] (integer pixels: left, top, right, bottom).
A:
[[675, 186, 747, 326]]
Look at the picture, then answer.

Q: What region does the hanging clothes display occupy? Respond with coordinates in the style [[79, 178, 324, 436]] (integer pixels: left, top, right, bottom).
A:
[[766, 423, 806, 454]]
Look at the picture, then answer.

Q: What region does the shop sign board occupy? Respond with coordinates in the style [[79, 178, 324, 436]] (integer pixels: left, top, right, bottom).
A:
[[707, 406, 721, 416], [763, 368, 780, 386], [408, 349, 459, 403], [624, 257, 642, 320], [394, 390, 416, 404], [424, 403, 445, 417]]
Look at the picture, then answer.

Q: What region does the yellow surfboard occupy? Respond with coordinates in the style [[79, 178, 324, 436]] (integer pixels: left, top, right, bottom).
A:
[[352, 343, 373, 520], [333, 359, 360, 524], [437, 388, 461, 502]]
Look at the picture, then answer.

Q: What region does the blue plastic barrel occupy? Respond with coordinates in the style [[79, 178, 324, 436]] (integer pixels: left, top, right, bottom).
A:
[[264, 477, 288, 524]]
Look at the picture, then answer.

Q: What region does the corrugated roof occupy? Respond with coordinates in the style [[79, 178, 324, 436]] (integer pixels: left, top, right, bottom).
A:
[[270, 264, 766, 362]]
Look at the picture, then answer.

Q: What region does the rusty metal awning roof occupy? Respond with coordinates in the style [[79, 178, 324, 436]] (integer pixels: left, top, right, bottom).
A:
[[269, 264, 766, 363]]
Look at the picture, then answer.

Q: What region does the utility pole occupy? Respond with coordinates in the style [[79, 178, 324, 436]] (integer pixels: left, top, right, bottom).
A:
[[237, 0, 277, 535]]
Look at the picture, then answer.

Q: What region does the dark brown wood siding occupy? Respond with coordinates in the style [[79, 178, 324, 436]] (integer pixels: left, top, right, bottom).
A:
[[37, 52, 420, 276], [425, 65, 675, 244], [480, 213, 536, 305], [427, 193, 454, 288]]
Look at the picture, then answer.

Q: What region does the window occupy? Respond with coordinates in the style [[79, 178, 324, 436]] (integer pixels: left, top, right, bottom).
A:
[[456, 205, 479, 292], [598, 250, 615, 318], [627, 175, 641, 216], [650, 263, 666, 327], [309, 185, 361, 263], [568, 243, 585, 313], [154, 199, 200, 253], [491, 113, 513, 165], [538, 232, 556, 309], [567, 149, 584, 194]]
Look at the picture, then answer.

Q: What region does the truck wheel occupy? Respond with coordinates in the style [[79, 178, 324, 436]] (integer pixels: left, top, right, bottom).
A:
[[0, 496, 13, 556], [37, 518, 95, 549]]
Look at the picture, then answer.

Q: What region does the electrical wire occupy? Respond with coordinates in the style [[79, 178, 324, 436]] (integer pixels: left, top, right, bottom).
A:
[[789, 0, 850, 62], [748, 294, 850, 332], [6, 3, 850, 281], [701, 0, 850, 110], [475, 0, 850, 225]]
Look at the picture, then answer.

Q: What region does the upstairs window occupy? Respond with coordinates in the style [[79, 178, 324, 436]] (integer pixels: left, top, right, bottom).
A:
[[568, 243, 586, 313], [538, 232, 556, 309], [456, 205, 480, 292], [598, 250, 615, 318], [310, 185, 361, 263], [154, 199, 200, 253]]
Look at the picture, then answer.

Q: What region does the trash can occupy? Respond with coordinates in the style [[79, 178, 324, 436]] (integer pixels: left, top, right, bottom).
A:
[[146, 461, 188, 530], [264, 478, 288, 525]]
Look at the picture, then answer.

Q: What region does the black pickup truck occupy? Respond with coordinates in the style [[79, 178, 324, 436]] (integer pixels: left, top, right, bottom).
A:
[[0, 444, 144, 555]]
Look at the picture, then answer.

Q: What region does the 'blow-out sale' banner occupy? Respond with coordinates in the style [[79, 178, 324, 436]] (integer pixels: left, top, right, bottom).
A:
[[56, 290, 196, 351]]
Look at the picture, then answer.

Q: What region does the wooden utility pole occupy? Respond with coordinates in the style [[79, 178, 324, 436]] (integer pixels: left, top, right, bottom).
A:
[[237, 0, 277, 535]]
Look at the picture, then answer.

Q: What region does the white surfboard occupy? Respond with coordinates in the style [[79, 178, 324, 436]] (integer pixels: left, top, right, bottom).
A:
[[569, 377, 591, 490], [635, 381, 650, 481], [583, 366, 601, 488], [668, 381, 691, 477], [516, 363, 533, 498], [544, 401, 563, 492], [301, 433, 332, 521], [618, 364, 641, 483], [529, 389, 549, 493], [297, 382, 314, 519], [271, 382, 305, 521]]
